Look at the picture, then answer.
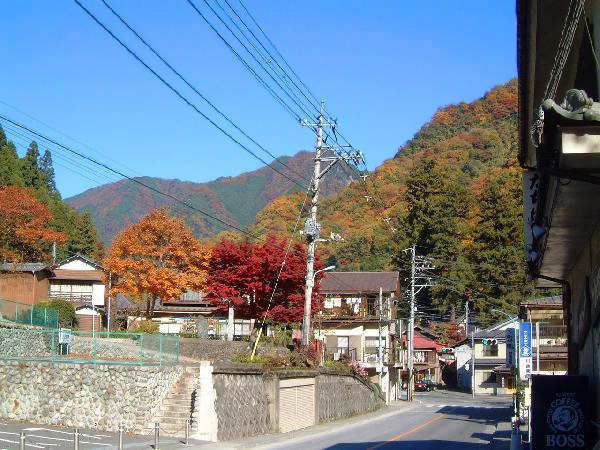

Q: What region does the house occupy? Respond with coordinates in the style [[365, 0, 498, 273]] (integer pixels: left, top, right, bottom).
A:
[[0, 263, 53, 306], [49, 254, 106, 330], [519, 295, 568, 375], [454, 318, 518, 395], [518, 0, 600, 421], [401, 331, 442, 385], [315, 271, 402, 403]]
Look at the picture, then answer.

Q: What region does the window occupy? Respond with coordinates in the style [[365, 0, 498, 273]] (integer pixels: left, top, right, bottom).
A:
[[480, 371, 496, 385], [482, 343, 498, 357]]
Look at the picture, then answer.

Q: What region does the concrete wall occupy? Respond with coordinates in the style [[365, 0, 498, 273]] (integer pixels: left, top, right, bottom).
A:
[[0, 360, 182, 432]]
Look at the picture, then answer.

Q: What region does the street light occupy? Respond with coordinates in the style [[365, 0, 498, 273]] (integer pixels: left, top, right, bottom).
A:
[[313, 265, 336, 279]]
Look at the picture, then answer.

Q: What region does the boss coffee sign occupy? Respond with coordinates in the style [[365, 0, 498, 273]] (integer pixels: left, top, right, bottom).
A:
[[531, 375, 591, 449]]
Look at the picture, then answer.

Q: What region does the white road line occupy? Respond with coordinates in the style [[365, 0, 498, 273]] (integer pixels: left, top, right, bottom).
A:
[[0, 437, 44, 448], [22, 428, 108, 439], [0, 431, 19, 436], [26, 434, 73, 442]]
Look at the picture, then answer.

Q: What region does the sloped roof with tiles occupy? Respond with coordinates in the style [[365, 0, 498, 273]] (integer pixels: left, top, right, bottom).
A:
[[320, 272, 399, 294]]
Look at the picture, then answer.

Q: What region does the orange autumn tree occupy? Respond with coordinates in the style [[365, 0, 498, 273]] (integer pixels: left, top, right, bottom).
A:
[[104, 209, 211, 318], [0, 186, 67, 262]]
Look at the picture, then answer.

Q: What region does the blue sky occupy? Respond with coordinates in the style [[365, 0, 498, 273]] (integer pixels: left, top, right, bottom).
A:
[[0, 1, 517, 198]]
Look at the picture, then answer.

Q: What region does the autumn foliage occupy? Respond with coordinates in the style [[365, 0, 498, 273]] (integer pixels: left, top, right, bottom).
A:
[[207, 236, 321, 324], [0, 186, 67, 262], [104, 209, 211, 318]]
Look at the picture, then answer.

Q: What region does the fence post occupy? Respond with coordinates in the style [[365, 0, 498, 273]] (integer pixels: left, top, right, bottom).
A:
[[185, 419, 189, 445], [20, 432, 25, 450], [44, 308, 47, 327], [118, 424, 124, 450], [30, 306, 33, 325], [154, 422, 160, 450], [74, 428, 80, 450]]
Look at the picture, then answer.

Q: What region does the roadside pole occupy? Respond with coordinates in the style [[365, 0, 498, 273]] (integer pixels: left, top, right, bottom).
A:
[[471, 327, 475, 399], [408, 244, 415, 402]]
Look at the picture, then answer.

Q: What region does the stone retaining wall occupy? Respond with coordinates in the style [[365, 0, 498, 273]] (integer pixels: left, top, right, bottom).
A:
[[0, 360, 182, 432], [213, 369, 272, 440], [0, 322, 53, 358], [198, 365, 383, 442], [318, 372, 383, 422]]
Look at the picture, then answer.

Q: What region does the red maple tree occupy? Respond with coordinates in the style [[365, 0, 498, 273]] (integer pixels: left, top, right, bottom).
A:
[[207, 235, 323, 324]]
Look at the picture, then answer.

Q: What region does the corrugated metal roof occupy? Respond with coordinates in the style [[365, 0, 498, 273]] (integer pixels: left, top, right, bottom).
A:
[[0, 263, 48, 272], [320, 272, 399, 294], [50, 269, 104, 282]]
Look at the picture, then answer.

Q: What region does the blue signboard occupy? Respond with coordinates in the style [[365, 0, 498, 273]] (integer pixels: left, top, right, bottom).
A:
[[520, 322, 533, 358]]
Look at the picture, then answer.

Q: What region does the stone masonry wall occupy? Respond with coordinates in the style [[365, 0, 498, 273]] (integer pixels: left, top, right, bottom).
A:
[[317, 373, 383, 423], [209, 366, 383, 441], [0, 322, 54, 358], [0, 360, 182, 432], [212, 370, 272, 441]]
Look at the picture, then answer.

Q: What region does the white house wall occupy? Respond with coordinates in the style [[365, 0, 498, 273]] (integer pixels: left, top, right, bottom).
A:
[[57, 260, 97, 271]]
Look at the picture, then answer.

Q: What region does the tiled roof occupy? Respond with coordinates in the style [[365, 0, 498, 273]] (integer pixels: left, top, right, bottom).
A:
[[475, 358, 506, 366], [402, 332, 441, 350], [50, 269, 104, 282], [473, 328, 508, 340], [0, 263, 48, 272], [320, 272, 399, 294], [521, 295, 563, 308], [55, 253, 104, 270]]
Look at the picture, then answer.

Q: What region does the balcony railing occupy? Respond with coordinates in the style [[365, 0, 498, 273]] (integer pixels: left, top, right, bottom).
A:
[[325, 347, 357, 361], [48, 292, 93, 304]]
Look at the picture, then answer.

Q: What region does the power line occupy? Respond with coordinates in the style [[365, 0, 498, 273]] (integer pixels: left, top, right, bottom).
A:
[[184, 0, 307, 124], [218, 0, 320, 115], [194, 0, 318, 122], [234, 0, 320, 108], [99, 0, 311, 186], [73, 0, 308, 191]]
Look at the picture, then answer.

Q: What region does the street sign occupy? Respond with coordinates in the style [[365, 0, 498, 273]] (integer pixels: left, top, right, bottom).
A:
[[531, 375, 591, 449], [520, 322, 533, 380], [58, 328, 71, 345], [506, 327, 516, 366]]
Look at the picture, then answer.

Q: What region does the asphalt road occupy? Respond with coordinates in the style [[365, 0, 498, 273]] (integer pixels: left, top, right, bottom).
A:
[[253, 390, 512, 450]]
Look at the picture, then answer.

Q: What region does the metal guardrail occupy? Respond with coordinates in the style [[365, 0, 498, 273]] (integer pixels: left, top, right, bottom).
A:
[[0, 328, 180, 365], [0, 298, 59, 329]]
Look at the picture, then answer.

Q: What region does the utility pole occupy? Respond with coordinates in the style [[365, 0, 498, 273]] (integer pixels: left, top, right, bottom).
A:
[[301, 102, 364, 346], [301, 101, 324, 347], [471, 324, 475, 399], [408, 244, 415, 402], [378, 286, 383, 389]]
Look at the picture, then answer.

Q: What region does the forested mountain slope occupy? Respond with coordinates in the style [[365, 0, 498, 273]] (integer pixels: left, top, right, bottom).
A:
[[66, 151, 356, 244], [252, 79, 534, 321]]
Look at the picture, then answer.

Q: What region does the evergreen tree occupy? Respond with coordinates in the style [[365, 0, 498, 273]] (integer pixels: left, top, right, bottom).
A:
[[0, 140, 24, 187], [70, 211, 100, 258], [20, 141, 42, 190], [402, 158, 473, 311], [39, 149, 57, 194], [467, 165, 534, 322]]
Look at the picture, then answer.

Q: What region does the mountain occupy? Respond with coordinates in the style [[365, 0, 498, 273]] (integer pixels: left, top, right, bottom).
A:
[[251, 79, 533, 322], [66, 151, 356, 244]]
